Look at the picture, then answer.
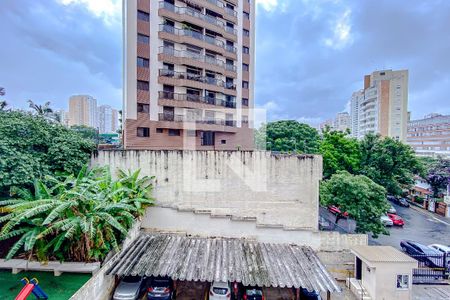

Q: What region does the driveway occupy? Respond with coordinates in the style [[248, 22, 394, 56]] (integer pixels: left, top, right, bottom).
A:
[[369, 202, 450, 249]]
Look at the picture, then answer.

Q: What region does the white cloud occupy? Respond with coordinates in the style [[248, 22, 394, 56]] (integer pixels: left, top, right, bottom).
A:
[[57, 0, 121, 25], [259, 100, 282, 112], [324, 8, 353, 50], [256, 0, 279, 12]]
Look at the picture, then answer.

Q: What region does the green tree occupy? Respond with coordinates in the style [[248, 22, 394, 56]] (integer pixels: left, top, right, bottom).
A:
[[0, 110, 95, 196], [320, 171, 389, 237], [0, 166, 154, 262], [0, 101, 7, 111], [70, 125, 99, 143], [423, 157, 450, 197], [319, 130, 361, 178], [359, 134, 422, 196], [262, 120, 320, 153]]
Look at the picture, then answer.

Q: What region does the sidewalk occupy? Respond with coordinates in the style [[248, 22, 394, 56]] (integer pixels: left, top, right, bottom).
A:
[[408, 203, 450, 226]]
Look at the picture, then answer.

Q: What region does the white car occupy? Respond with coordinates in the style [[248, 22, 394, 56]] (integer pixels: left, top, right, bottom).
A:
[[380, 215, 393, 226], [113, 276, 145, 300], [209, 281, 231, 299], [428, 244, 450, 266], [388, 205, 397, 214]]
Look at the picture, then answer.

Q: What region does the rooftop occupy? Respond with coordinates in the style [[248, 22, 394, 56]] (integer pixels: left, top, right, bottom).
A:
[[351, 245, 417, 263], [107, 233, 341, 293]]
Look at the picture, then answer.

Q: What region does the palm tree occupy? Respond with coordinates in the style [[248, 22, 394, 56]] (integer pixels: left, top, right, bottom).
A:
[[27, 100, 54, 116], [0, 166, 154, 262], [0, 87, 5, 96], [0, 101, 7, 111]]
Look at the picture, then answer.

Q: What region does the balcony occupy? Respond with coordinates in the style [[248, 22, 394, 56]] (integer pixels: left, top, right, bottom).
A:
[[159, 1, 237, 37], [206, 0, 237, 17], [159, 91, 236, 108], [159, 69, 236, 91], [159, 24, 237, 54], [157, 113, 238, 132], [159, 46, 236, 73]]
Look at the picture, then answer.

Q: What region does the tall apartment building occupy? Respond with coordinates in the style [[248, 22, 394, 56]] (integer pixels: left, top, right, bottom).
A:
[[98, 105, 119, 133], [319, 112, 350, 133], [123, 0, 255, 150], [407, 113, 450, 158], [68, 95, 98, 128], [350, 70, 409, 141]]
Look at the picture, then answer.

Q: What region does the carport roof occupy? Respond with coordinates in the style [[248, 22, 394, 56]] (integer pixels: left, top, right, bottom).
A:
[[107, 233, 341, 293]]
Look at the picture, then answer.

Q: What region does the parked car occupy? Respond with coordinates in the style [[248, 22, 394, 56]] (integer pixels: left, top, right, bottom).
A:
[[113, 276, 146, 300], [428, 244, 450, 266], [209, 281, 231, 299], [398, 198, 410, 207], [147, 277, 175, 300], [300, 287, 322, 300], [380, 215, 393, 226], [387, 213, 404, 226], [400, 240, 442, 267], [387, 205, 397, 214], [387, 195, 397, 202], [243, 287, 264, 300], [327, 205, 349, 218]]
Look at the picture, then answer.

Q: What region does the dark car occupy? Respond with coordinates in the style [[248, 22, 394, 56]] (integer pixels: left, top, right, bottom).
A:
[[398, 198, 410, 207], [300, 287, 322, 300], [243, 287, 264, 300], [400, 240, 442, 267], [147, 277, 175, 300]]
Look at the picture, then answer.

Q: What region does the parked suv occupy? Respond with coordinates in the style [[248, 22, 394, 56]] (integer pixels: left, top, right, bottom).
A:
[[147, 277, 175, 300], [209, 281, 231, 299]]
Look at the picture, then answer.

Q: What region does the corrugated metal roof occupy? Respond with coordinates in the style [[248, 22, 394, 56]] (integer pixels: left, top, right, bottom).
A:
[[107, 233, 341, 293], [351, 246, 417, 263]]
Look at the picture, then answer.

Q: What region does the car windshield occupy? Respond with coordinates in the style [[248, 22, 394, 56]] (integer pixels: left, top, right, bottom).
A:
[[213, 287, 229, 295], [123, 276, 141, 283], [151, 279, 170, 287], [246, 289, 263, 296]]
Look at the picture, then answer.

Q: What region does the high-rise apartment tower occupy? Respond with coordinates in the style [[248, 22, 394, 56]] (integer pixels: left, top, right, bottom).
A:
[[68, 95, 98, 128], [123, 0, 255, 150]]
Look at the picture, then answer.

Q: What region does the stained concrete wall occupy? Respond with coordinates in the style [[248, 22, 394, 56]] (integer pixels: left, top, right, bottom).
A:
[[92, 151, 322, 231]]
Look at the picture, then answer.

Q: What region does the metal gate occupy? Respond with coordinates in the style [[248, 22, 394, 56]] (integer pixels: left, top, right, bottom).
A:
[[410, 254, 449, 284]]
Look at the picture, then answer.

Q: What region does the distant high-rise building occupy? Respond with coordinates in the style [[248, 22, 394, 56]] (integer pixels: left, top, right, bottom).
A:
[[68, 95, 98, 128], [319, 119, 334, 132], [407, 113, 450, 158], [334, 112, 350, 132], [98, 105, 119, 133], [55, 109, 69, 126], [122, 0, 255, 150], [350, 70, 409, 141]]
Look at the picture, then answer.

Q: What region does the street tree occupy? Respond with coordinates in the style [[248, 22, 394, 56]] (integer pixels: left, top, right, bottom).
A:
[[319, 129, 361, 178], [320, 171, 389, 237], [359, 134, 422, 196], [425, 157, 450, 197], [262, 120, 320, 153]]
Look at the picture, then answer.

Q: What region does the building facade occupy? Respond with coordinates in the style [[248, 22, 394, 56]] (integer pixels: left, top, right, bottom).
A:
[[98, 105, 119, 134], [68, 95, 98, 128], [350, 70, 409, 141], [407, 113, 450, 158], [334, 112, 350, 132], [123, 0, 255, 150]]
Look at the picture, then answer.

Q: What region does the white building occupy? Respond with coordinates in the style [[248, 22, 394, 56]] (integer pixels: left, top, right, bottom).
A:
[[334, 112, 350, 132], [350, 70, 409, 141], [98, 105, 119, 134]]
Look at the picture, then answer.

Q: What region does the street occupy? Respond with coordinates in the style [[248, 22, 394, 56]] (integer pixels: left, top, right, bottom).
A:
[[369, 202, 450, 249]]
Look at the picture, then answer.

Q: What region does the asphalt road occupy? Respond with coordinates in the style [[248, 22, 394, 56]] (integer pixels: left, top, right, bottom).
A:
[[369, 202, 450, 249]]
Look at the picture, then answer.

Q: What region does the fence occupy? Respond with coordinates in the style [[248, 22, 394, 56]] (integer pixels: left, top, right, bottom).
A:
[[410, 253, 448, 284]]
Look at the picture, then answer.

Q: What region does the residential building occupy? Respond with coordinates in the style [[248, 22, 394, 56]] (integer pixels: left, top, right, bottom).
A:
[[407, 113, 450, 158], [350, 70, 409, 141], [123, 0, 255, 150], [55, 109, 70, 126], [68, 95, 98, 128], [334, 112, 350, 132], [98, 105, 119, 133], [319, 118, 334, 132]]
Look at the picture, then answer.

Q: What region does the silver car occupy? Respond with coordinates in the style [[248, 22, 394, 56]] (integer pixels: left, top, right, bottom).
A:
[[113, 276, 145, 300]]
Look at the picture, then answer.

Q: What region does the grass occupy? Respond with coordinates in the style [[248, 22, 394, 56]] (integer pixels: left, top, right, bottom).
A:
[[0, 270, 90, 300]]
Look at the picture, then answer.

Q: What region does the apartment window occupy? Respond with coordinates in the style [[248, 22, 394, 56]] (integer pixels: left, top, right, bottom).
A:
[[242, 98, 249, 106], [137, 80, 149, 91], [168, 129, 181, 136], [243, 29, 250, 37], [156, 128, 164, 133], [137, 33, 150, 44], [396, 275, 409, 289], [137, 10, 150, 22], [242, 115, 249, 124], [137, 127, 150, 137], [201, 131, 215, 146], [243, 46, 250, 54], [243, 63, 249, 71], [221, 140, 227, 144], [242, 81, 249, 89], [244, 12, 250, 19], [137, 103, 149, 113], [137, 57, 149, 68]]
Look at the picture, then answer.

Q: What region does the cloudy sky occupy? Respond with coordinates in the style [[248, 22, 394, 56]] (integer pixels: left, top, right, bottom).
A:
[[1, 0, 449, 125]]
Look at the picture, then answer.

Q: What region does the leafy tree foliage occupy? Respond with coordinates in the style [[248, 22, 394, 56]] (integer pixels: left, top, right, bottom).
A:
[[320, 171, 389, 237], [359, 134, 422, 196], [259, 120, 320, 153], [319, 130, 361, 178], [0, 166, 154, 262], [70, 125, 99, 143], [423, 157, 450, 197], [0, 110, 95, 196]]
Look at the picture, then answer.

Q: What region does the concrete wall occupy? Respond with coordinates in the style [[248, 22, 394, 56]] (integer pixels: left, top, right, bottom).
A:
[[70, 221, 142, 300], [92, 150, 322, 231]]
